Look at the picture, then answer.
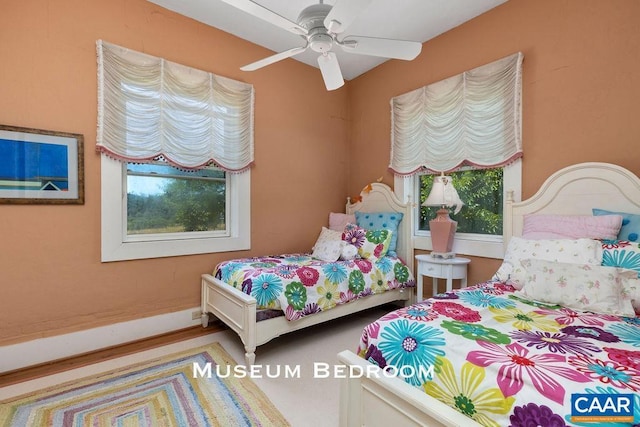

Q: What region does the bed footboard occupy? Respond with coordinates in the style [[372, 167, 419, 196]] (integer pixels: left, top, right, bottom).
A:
[[201, 274, 257, 365], [337, 350, 480, 427], [202, 271, 412, 365]]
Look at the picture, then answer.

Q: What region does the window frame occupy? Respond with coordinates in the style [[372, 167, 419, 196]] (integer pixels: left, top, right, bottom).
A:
[[394, 159, 521, 259], [101, 155, 250, 262]]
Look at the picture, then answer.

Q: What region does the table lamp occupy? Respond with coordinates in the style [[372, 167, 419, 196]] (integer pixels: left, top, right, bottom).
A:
[[422, 173, 464, 258]]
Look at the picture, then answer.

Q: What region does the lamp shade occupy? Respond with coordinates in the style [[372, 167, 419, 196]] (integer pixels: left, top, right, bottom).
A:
[[422, 174, 464, 214]]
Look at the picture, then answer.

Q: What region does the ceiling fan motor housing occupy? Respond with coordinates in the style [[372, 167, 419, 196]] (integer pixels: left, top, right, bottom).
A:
[[298, 3, 334, 53], [309, 31, 333, 53]]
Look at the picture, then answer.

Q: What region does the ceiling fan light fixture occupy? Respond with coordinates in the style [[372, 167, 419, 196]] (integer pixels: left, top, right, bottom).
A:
[[309, 33, 333, 53]]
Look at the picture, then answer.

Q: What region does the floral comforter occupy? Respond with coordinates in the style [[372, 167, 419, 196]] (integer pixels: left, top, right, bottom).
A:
[[357, 281, 640, 427], [214, 254, 415, 321]]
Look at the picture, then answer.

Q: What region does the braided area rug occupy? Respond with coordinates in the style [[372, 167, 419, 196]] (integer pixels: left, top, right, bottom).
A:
[[0, 343, 289, 426]]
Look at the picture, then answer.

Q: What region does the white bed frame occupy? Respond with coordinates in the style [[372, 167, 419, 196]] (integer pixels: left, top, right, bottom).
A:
[[338, 162, 640, 427], [201, 182, 415, 365]]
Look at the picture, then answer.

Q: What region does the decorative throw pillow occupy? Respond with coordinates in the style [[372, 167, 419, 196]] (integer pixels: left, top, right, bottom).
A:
[[522, 214, 622, 240], [342, 223, 392, 261], [311, 227, 344, 262], [600, 240, 640, 277], [339, 243, 358, 261], [355, 212, 403, 257], [311, 240, 344, 262], [621, 277, 640, 314], [329, 212, 356, 232], [515, 259, 636, 317], [492, 236, 603, 289], [593, 208, 640, 242]]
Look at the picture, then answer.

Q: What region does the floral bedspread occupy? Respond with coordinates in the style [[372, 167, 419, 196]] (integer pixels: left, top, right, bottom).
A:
[[214, 254, 415, 321], [357, 281, 640, 427]]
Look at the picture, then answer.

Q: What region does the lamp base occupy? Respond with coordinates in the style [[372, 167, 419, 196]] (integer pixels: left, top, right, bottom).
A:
[[431, 251, 456, 259], [429, 208, 457, 254]]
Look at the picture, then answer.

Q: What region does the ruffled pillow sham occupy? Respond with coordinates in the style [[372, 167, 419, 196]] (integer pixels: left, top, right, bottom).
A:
[[515, 259, 636, 317], [599, 239, 640, 314], [492, 236, 602, 289], [621, 276, 640, 314]]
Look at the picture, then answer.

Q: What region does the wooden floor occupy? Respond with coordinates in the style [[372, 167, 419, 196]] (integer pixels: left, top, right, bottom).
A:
[[0, 323, 226, 388]]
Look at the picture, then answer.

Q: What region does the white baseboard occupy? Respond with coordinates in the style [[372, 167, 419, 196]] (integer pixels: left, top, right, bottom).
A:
[[0, 307, 202, 373]]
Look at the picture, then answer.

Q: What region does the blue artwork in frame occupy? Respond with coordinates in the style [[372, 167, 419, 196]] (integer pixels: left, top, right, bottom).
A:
[[0, 125, 84, 204]]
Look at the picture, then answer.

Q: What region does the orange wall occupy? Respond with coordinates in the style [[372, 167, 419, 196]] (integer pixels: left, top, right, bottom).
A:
[[348, 0, 640, 284], [2, 0, 640, 345], [0, 0, 348, 345]]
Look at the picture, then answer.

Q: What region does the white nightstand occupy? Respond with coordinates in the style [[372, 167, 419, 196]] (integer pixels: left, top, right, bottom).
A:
[[415, 254, 471, 301]]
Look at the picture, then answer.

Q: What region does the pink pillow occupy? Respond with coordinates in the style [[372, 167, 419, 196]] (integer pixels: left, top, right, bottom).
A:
[[522, 214, 622, 240], [329, 212, 356, 232]]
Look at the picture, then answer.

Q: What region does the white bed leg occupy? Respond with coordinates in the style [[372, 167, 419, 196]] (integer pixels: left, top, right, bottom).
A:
[[201, 312, 209, 328], [244, 349, 256, 366]]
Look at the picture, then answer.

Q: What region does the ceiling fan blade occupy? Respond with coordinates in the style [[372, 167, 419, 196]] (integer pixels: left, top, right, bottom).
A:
[[340, 36, 422, 60], [324, 0, 372, 34], [241, 46, 308, 71], [317, 52, 344, 91], [219, 0, 308, 35]]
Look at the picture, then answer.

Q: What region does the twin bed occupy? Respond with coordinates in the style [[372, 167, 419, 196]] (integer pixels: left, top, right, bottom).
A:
[[202, 162, 640, 426], [338, 162, 640, 426], [200, 182, 415, 365]]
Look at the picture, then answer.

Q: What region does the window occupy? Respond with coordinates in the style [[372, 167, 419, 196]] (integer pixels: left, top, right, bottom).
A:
[[394, 160, 521, 259], [97, 40, 253, 261], [101, 157, 250, 261], [418, 168, 503, 235]]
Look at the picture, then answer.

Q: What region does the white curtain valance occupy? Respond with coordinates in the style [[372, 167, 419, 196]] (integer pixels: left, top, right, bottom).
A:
[[390, 52, 523, 175], [96, 40, 254, 172]]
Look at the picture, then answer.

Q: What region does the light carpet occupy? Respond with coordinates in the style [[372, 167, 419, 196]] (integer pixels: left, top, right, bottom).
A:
[[0, 343, 288, 426]]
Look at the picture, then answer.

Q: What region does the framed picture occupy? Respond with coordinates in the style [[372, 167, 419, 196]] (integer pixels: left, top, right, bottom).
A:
[[0, 125, 84, 204]]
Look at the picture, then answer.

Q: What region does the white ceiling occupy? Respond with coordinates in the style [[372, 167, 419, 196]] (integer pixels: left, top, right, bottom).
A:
[[147, 0, 508, 81]]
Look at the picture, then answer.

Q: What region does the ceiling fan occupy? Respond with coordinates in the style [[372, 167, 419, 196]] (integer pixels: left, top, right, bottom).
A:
[[220, 0, 423, 90]]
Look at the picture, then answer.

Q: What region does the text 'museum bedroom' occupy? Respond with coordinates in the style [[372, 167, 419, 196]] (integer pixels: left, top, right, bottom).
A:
[[1, 0, 640, 426]]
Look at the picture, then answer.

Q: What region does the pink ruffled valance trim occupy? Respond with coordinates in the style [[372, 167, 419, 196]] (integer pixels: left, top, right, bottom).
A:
[[96, 146, 253, 174]]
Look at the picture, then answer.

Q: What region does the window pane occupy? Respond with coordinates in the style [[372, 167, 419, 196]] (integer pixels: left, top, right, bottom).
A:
[[418, 169, 503, 235], [126, 163, 226, 235]]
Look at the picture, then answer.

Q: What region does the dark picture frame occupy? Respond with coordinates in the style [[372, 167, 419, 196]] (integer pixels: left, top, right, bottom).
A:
[[0, 124, 84, 204]]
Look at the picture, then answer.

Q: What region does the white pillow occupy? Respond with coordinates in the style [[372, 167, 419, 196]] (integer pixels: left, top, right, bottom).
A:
[[311, 227, 345, 262], [493, 236, 602, 289], [515, 259, 636, 317], [312, 240, 344, 262], [339, 244, 358, 261], [312, 227, 343, 251], [621, 276, 640, 315]]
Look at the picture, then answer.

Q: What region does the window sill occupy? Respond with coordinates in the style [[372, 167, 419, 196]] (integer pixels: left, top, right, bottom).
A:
[[413, 234, 505, 259]]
